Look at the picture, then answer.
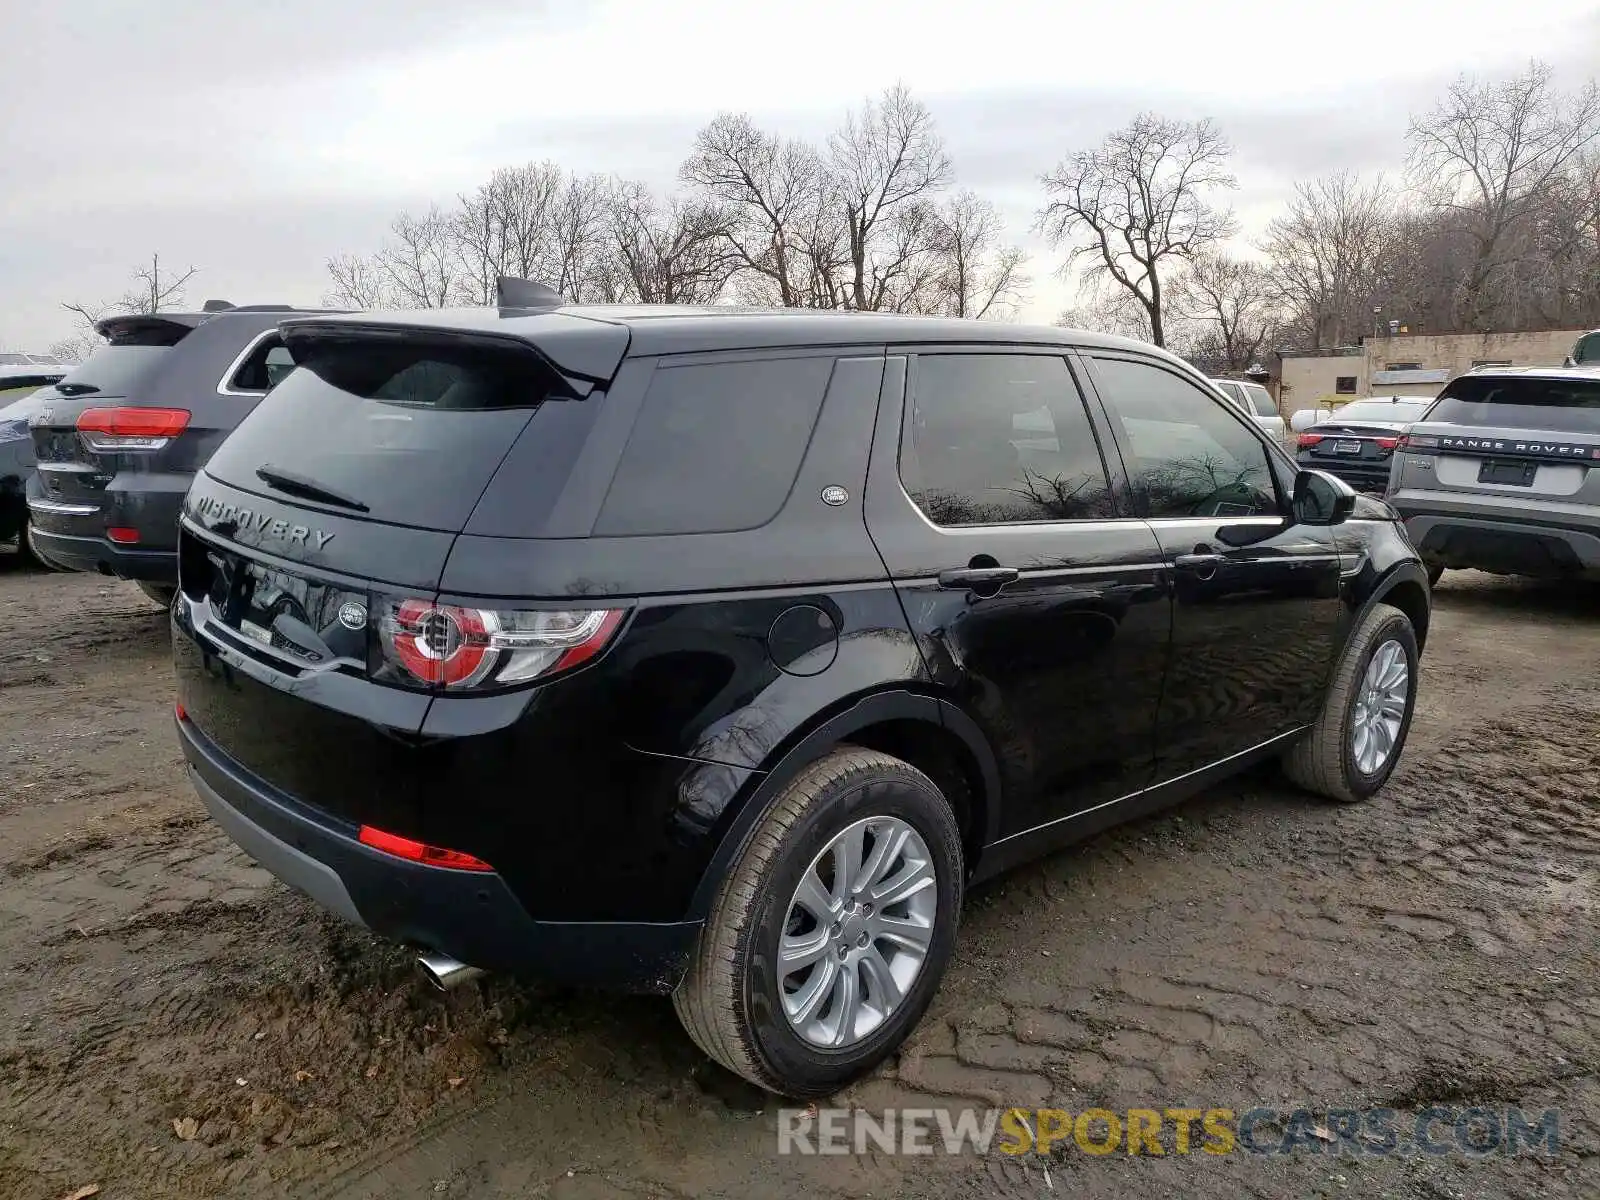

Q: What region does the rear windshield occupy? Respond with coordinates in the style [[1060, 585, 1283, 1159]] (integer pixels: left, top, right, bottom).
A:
[[1427, 375, 1600, 434], [55, 345, 177, 398], [1332, 400, 1431, 424], [204, 335, 579, 532]]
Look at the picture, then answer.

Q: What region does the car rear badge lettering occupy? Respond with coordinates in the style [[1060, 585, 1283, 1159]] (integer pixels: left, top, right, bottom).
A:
[[337, 602, 367, 631], [821, 485, 849, 506], [193, 495, 334, 548]]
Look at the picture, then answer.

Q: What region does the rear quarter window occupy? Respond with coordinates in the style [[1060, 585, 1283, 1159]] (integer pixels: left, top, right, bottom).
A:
[[593, 355, 833, 537]]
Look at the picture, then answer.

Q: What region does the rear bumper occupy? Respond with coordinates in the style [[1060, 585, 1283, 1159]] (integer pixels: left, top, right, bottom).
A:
[[25, 474, 183, 582], [177, 711, 699, 993], [1390, 500, 1600, 577]]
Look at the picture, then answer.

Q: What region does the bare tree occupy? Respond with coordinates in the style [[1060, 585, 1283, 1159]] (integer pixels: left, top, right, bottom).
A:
[[1038, 113, 1236, 347], [605, 180, 737, 304], [373, 206, 464, 308], [59, 252, 200, 355], [1408, 60, 1600, 330], [828, 83, 953, 310], [1057, 280, 1156, 341], [925, 190, 1027, 318], [1171, 252, 1277, 371], [1261, 171, 1395, 348], [324, 252, 394, 309], [681, 113, 835, 307]]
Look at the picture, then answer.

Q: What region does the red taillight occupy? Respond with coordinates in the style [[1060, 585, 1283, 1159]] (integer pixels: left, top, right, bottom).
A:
[[1374, 437, 1401, 452], [358, 825, 494, 872], [76, 406, 190, 451], [107, 526, 140, 544], [378, 601, 625, 692], [1297, 433, 1324, 448], [175, 702, 187, 722]]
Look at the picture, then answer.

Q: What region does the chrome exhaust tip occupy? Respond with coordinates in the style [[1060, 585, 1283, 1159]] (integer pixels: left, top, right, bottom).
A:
[[417, 952, 485, 991]]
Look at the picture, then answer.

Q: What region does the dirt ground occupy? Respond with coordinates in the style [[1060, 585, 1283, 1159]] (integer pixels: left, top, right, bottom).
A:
[[1, 558, 1597, 1200]]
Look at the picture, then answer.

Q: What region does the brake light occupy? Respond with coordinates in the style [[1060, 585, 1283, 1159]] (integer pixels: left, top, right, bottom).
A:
[[377, 601, 625, 691], [1399, 434, 1439, 451], [358, 825, 494, 872], [1297, 433, 1324, 448], [1375, 437, 1401, 452], [76, 406, 190, 451], [107, 526, 140, 544]]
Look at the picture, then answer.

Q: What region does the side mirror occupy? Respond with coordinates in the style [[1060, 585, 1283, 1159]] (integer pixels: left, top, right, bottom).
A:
[[1293, 468, 1357, 527]]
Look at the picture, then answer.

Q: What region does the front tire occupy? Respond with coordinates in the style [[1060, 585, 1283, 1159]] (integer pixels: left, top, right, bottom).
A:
[[1283, 602, 1419, 803], [674, 747, 963, 1098]]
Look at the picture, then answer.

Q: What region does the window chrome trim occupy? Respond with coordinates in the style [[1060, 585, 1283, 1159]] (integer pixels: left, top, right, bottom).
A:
[[215, 328, 287, 397]]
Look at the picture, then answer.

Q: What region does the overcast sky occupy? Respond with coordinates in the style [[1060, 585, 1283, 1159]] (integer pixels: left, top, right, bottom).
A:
[[5, 0, 1598, 351]]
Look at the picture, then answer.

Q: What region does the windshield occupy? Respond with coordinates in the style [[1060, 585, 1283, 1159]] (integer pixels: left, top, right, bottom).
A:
[[1333, 400, 1430, 424], [1426, 375, 1600, 434], [1574, 333, 1600, 365]]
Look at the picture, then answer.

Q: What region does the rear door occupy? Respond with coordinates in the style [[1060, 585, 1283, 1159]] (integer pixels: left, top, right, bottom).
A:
[[1081, 351, 1344, 780], [175, 317, 627, 826], [865, 349, 1170, 838]]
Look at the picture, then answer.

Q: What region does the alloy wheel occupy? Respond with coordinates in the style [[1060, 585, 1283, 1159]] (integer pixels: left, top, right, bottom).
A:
[[1351, 638, 1409, 774], [778, 816, 937, 1049]]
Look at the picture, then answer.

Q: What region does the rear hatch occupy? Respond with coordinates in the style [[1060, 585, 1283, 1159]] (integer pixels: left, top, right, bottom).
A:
[[175, 315, 628, 825], [28, 315, 204, 539], [1390, 373, 1600, 503]]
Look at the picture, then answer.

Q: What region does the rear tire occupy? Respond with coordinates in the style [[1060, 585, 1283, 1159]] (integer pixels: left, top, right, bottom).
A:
[[137, 582, 177, 608], [1282, 602, 1418, 803], [673, 747, 963, 1098]]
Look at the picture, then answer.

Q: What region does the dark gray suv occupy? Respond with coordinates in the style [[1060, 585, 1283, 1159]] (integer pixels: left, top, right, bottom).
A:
[[26, 305, 330, 604]]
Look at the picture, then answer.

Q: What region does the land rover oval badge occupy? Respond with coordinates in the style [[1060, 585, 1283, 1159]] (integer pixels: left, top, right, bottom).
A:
[[337, 601, 367, 631], [821, 485, 849, 507]]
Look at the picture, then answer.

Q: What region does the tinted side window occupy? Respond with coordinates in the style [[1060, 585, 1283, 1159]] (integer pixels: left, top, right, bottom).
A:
[[227, 334, 295, 393], [1092, 356, 1279, 519], [594, 355, 833, 537], [1244, 384, 1278, 418], [900, 354, 1113, 526]]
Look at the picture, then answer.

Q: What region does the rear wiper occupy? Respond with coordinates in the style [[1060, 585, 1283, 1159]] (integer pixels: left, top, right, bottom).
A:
[[255, 464, 370, 512]]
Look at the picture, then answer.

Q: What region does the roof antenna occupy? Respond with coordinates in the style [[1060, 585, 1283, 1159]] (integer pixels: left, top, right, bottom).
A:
[[496, 277, 568, 308], [201, 299, 235, 312]]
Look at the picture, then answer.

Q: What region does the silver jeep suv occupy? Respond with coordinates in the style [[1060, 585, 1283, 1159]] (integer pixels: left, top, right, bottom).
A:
[[1386, 366, 1600, 584]]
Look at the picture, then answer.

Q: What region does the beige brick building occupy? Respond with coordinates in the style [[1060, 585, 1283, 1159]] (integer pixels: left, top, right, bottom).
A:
[[1275, 328, 1590, 411]]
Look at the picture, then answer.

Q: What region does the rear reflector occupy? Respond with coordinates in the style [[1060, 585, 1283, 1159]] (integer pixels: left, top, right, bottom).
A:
[[358, 825, 494, 872], [107, 526, 140, 544], [175, 702, 187, 721]]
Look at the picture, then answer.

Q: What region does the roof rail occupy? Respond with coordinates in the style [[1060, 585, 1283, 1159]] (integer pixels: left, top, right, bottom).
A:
[[229, 304, 298, 312], [497, 276, 568, 308]]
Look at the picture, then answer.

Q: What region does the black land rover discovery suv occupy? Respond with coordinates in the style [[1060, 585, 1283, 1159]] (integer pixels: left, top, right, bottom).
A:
[[173, 302, 1431, 1097]]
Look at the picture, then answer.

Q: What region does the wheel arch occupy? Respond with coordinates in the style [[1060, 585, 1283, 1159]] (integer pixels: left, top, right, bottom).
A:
[[683, 688, 1001, 921], [1361, 560, 1432, 652]]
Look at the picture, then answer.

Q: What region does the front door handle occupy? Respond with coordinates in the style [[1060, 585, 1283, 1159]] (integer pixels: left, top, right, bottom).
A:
[[1173, 549, 1223, 580], [937, 566, 1020, 593]]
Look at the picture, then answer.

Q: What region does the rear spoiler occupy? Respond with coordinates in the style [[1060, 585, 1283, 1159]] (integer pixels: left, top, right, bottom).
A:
[[93, 313, 207, 345]]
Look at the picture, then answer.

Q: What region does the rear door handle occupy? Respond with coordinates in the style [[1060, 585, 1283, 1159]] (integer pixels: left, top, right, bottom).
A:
[[937, 566, 1020, 592]]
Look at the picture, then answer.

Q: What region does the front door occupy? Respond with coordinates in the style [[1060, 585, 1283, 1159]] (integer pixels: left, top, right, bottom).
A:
[[1080, 352, 1344, 782], [865, 350, 1171, 839]]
